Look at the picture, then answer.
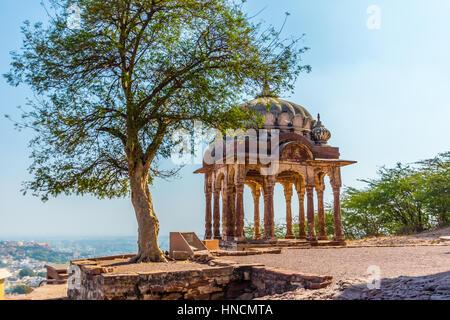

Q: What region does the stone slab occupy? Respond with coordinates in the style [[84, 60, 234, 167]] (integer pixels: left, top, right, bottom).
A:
[[202, 240, 219, 251]]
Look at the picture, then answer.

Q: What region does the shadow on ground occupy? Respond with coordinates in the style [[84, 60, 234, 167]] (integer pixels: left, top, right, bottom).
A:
[[330, 271, 450, 300]]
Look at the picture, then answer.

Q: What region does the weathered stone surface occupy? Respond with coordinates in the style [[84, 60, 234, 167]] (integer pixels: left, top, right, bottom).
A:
[[256, 273, 450, 300], [172, 251, 190, 261], [203, 240, 220, 251], [143, 294, 161, 300], [162, 293, 182, 300], [193, 251, 215, 263], [198, 285, 222, 295], [237, 292, 254, 300], [202, 266, 233, 277], [210, 292, 225, 300], [67, 255, 334, 300]]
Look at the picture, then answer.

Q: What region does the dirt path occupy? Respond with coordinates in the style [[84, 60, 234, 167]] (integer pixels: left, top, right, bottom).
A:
[[228, 245, 450, 300], [227, 246, 450, 281], [347, 226, 450, 247]]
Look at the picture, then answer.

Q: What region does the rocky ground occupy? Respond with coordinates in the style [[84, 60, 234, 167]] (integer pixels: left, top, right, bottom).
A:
[[257, 272, 450, 300], [228, 246, 450, 281], [347, 226, 450, 247], [230, 229, 450, 300]]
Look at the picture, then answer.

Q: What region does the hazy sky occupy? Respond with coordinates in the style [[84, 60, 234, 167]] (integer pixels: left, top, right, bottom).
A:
[[1, 0, 449, 240]]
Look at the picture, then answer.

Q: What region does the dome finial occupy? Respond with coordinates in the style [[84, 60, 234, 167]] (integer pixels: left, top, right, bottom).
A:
[[312, 113, 331, 146], [262, 81, 271, 96], [257, 81, 278, 98]]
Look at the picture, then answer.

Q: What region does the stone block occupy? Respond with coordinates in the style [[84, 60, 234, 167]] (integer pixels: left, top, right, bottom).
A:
[[149, 284, 165, 293], [226, 281, 252, 298], [202, 240, 219, 251], [197, 285, 222, 294], [186, 279, 209, 289], [165, 283, 187, 292], [236, 292, 254, 300], [172, 251, 190, 261], [210, 292, 225, 300], [143, 294, 161, 300], [184, 289, 200, 299], [162, 293, 183, 300], [215, 275, 231, 285], [251, 266, 266, 273], [202, 266, 234, 278], [193, 293, 211, 300]]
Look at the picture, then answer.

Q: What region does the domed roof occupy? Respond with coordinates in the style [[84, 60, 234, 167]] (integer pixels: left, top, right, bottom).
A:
[[242, 85, 315, 132], [244, 96, 313, 119]]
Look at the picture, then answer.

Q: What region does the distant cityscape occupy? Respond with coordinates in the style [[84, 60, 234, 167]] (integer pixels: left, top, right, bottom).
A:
[[0, 236, 170, 295]]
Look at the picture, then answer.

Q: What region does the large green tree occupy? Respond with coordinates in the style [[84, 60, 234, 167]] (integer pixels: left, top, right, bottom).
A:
[[5, 0, 309, 261], [340, 151, 449, 238]]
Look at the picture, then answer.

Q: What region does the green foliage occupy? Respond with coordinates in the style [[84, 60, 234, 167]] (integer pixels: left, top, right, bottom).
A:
[[244, 219, 260, 239], [322, 210, 335, 237], [244, 219, 285, 239], [245, 214, 335, 239], [339, 151, 449, 239], [5, 0, 310, 201], [19, 268, 35, 278], [11, 285, 33, 295]]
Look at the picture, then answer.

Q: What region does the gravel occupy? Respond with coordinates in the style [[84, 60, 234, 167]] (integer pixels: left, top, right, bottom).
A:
[[256, 273, 450, 300], [227, 246, 450, 280], [238, 245, 450, 300]]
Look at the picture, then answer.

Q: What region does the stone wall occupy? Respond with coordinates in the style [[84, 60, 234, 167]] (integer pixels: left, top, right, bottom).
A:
[[67, 259, 332, 300]]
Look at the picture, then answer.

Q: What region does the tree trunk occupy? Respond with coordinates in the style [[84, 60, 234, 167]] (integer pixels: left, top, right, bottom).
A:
[[129, 161, 167, 263]]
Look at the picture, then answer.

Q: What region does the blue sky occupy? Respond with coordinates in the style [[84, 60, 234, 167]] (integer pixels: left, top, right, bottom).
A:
[[0, 0, 449, 240]]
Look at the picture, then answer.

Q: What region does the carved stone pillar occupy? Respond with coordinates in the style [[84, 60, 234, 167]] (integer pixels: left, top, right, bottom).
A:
[[297, 188, 306, 240], [235, 183, 246, 241], [316, 186, 328, 240], [251, 185, 262, 239], [283, 183, 295, 239], [332, 186, 345, 242], [263, 178, 276, 240], [221, 184, 228, 237], [204, 191, 212, 239], [226, 185, 236, 240], [306, 185, 317, 241], [263, 190, 269, 238], [213, 188, 221, 239]]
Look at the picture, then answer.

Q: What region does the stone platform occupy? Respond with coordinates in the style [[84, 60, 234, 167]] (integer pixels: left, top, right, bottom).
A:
[[219, 238, 346, 251], [67, 255, 332, 300]]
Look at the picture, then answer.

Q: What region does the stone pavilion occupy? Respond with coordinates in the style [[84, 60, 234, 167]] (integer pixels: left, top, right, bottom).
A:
[[195, 87, 356, 246]]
